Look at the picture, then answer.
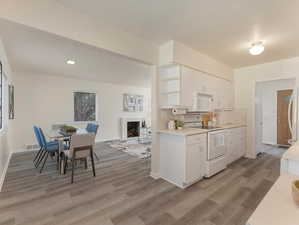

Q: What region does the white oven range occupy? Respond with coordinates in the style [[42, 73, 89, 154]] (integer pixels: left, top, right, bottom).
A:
[[205, 129, 227, 177]]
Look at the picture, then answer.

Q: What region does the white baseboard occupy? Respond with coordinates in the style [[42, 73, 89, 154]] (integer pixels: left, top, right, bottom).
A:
[[0, 152, 12, 192], [245, 153, 257, 159], [262, 141, 276, 146], [15, 148, 38, 153], [95, 138, 117, 143], [150, 171, 160, 179]]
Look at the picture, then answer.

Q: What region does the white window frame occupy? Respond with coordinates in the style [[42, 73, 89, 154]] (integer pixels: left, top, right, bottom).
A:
[[0, 61, 2, 131]]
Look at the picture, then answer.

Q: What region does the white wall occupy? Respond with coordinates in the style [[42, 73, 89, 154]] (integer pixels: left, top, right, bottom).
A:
[[0, 37, 13, 189], [255, 82, 263, 153], [234, 56, 299, 158], [150, 66, 160, 179], [159, 41, 233, 81], [11, 72, 151, 151]]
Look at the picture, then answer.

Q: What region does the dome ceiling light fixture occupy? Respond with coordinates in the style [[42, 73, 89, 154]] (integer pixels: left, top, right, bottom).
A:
[[249, 41, 265, 55], [66, 59, 76, 65]]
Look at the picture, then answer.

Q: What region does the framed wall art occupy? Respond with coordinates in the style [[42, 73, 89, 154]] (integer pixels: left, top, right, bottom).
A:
[[123, 94, 144, 112]]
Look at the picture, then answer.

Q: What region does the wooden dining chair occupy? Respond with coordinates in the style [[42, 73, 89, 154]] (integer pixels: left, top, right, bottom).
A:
[[86, 123, 100, 161], [64, 133, 96, 183]]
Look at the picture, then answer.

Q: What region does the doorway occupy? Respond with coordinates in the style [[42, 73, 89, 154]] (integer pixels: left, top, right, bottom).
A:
[[277, 89, 293, 146], [255, 78, 296, 154]]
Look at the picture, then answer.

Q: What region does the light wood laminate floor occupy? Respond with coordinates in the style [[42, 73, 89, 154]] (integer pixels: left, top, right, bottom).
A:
[[0, 143, 281, 225]]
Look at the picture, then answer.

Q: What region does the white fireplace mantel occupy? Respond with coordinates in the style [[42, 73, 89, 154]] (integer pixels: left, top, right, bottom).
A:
[[120, 117, 145, 140]]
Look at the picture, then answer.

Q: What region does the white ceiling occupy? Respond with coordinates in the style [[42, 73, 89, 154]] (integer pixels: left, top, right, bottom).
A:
[[0, 19, 151, 87], [59, 0, 299, 68]]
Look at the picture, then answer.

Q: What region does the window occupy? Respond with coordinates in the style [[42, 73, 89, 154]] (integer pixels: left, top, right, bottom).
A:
[[74, 92, 96, 121], [0, 61, 2, 129]]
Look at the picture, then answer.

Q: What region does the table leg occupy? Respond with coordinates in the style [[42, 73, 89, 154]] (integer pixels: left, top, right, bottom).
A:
[[58, 139, 64, 174], [60, 153, 65, 174]]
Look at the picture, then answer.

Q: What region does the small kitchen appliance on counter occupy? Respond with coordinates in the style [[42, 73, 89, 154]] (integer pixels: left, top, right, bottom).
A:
[[167, 120, 176, 130]]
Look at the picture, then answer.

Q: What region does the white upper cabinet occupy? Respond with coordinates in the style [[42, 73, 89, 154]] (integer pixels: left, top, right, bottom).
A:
[[180, 66, 197, 109], [181, 66, 209, 94], [159, 64, 234, 110]]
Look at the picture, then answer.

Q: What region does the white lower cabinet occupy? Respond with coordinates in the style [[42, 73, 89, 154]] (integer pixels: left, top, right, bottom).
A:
[[160, 133, 207, 188], [159, 127, 246, 189], [226, 127, 246, 165]]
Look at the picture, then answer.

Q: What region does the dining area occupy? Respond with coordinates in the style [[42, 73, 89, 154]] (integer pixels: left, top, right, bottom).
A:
[[0, 121, 154, 225], [33, 123, 99, 183]]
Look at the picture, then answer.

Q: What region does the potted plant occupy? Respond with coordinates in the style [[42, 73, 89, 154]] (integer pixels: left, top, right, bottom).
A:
[[175, 120, 185, 130], [60, 125, 77, 135]]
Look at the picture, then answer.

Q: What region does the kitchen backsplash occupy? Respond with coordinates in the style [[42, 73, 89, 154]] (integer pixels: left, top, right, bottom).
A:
[[214, 109, 246, 125], [160, 109, 247, 129]]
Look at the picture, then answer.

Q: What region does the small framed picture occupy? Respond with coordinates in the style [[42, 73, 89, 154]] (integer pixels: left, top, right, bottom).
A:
[[8, 85, 14, 119]]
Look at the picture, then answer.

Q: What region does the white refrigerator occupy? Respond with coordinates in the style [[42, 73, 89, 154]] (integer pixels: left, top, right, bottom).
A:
[[288, 88, 298, 145]]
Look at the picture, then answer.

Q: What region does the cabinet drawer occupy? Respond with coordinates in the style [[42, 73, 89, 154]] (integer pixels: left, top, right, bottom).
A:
[[186, 134, 207, 145]]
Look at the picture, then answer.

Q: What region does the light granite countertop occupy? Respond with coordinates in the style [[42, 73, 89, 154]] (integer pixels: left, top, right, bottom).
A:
[[158, 123, 246, 136], [247, 142, 299, 225], [246, 172, 299, 225]]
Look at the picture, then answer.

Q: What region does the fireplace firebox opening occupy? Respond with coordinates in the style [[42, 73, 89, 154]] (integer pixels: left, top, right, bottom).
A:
[[127, 121, 140, 138]]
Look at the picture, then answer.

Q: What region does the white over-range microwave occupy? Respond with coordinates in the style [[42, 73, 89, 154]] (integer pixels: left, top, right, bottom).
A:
[[189, 92, 213, 112]]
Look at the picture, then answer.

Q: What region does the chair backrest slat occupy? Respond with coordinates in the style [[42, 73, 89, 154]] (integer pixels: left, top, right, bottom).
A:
[[33, 126, 43, 148], [38, 128, 47, 148], [86, 123, 99, 134]]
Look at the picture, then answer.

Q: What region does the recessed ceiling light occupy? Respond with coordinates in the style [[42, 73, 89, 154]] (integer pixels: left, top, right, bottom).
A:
[[249, 42, 265, 55], [66, 60, 76, 65]]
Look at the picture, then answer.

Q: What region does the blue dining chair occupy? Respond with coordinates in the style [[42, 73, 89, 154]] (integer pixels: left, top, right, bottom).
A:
[[39, 127, 60, 147], [37, 127, 67, 173], [33, 126, 43, 163], [34, 125, 62, 165], [86, 123, 99, 160], [86, 123, 99, 134]]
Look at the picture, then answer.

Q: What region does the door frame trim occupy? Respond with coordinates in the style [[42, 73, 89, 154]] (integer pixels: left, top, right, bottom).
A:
[[253, 76, 297, 156]]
